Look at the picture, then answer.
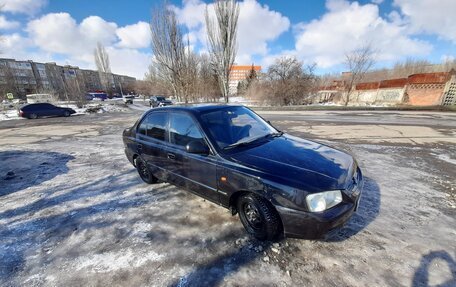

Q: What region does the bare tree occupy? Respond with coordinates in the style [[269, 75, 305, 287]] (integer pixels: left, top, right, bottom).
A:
[[0, 63, 18, 101], [205, 0, 240, 103], [94, 42, 112, 94], [150, 4, 196, 103], [344, 44, 376, 105], [263, 56, 316, 106], [194, 53, 220, 102]]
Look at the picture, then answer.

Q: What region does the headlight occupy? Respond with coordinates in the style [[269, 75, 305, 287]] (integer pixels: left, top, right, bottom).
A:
[[306, 190, 343, 212]]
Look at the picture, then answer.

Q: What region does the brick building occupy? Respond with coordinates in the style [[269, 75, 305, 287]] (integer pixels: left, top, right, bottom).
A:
[[406, 72, 454, 106], [316, 70, 456, 106]]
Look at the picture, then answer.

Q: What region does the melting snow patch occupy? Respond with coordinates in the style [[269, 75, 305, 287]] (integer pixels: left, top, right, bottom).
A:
[[73, 248, 164, 272], [436, 154, 456, 165]]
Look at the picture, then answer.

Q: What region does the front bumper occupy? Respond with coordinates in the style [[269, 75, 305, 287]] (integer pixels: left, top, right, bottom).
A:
[[277, 173, 363, 239], [276, 201, 357, 239]]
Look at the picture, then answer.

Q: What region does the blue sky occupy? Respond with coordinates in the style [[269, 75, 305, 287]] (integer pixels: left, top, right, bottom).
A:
[[0, 0, 455, 79]]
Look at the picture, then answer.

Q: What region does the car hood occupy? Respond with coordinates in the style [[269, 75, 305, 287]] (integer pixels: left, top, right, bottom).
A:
[[227, 134, 355, 192]]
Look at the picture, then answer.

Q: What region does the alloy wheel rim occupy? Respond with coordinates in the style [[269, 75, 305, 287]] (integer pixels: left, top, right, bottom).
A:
[[138, 161, 149, 180], [244, 203, 262, 230]]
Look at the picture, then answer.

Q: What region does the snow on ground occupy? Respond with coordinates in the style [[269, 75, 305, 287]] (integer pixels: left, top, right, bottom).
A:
[[0, 100, 133, 122], [0, 110, 455, 286], [0, 109, 21, 121]]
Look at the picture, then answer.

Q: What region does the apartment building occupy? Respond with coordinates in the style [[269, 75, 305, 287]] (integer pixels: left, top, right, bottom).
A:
[[229, 65, 261, 95], [0, 58, 136, 99]]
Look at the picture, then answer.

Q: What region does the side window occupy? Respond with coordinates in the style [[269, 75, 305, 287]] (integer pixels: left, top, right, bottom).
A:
[[137, 119, 147, 135], [169, 113, 204, 147], [146, 112, 167, 141]]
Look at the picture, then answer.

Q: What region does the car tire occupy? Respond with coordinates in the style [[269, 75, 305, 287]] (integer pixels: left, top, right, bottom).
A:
[[135, 157, 158, 184], [63, 110, 71, 117], [237, 193, 281, 241], [28, 113, 37, 119]]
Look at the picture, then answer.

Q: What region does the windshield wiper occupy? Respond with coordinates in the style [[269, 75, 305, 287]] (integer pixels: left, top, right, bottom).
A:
[[223, 131, 283, 150], [268, 131, 283, 137], [224, 137, 262, 150]]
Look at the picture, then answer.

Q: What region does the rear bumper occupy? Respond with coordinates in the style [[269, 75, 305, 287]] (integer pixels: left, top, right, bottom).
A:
[[124, 148, 135, 166]]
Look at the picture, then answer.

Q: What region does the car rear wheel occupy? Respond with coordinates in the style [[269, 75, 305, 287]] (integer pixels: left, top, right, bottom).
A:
[[237, 193, 281, 241], [28, 113, 37, 119], [63, 110, 71, 117], [135, 157, 158, 184]]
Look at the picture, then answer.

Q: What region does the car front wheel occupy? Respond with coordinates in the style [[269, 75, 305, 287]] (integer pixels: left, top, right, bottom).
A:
[[237, 193, 281, 241], [135, 157, 158, 184], [63, 110, 71, 117]]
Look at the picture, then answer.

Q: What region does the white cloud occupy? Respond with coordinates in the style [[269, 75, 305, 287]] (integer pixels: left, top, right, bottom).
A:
[[171, 0, 290, 64], [24, 12, 150, 79], [1, 0, 47, 15], [171, 0, 206, 29], [116, 21, 151, 49], [236, 0, 290, 62], [293, 0, 432, 68], [393, 0, 456, 43], [0, 33, 56, 64], [108, 48, 152, 78], [0, 33, 28, 51], [371, 0, 384, 4], [26, 13, 117, 57], [0, 15, 20, 29]]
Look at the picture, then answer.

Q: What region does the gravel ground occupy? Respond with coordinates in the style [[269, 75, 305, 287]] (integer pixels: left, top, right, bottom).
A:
[[0, 108, 455, 287]]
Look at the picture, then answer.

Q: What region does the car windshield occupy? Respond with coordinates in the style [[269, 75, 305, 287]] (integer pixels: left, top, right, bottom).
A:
[[200, 106, 278, 150], [156, 96, 166, 101]]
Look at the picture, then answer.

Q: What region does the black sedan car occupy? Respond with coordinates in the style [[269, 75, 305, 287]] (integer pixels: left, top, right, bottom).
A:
[[123, 105, 363, 240], [19, 103, 76, 119], [148, 96, 173, 108]]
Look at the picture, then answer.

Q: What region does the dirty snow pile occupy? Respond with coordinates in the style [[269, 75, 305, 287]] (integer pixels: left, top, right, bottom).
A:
[[0, 109, 20, 121]]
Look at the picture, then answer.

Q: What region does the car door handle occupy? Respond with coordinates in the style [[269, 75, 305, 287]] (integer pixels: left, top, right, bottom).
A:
[[167, 152, 176, 160]]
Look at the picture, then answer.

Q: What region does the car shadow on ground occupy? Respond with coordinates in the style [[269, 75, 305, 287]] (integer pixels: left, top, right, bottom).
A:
[[412, 251, 456, 287], [169, 235, 276, 287], [326, 176, 381, 242], [0, 150, 74, 197], [0, 172, 177, 283]]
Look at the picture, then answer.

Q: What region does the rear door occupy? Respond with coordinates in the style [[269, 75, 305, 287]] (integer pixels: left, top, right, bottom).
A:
[[166, 111, 219, 202], [40, 103, 58, 117], [136, 111, 169, 181]]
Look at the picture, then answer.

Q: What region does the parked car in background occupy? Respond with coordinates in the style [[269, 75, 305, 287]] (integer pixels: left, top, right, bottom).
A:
[[19, 103, 76, 119], [148, 96, 172, 108], [122, 105, 363, 240], [86, 92, 108, 101], [26, 93, 54, 104], [123, 95, 135, 104]]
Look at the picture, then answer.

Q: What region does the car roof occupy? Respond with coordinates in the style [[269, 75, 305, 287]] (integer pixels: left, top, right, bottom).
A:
[[149, 104, 244, 115], [21, 103, 54, 109]]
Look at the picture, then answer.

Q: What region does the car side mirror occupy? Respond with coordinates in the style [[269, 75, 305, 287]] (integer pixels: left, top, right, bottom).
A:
[[186, 141, 210, 155]]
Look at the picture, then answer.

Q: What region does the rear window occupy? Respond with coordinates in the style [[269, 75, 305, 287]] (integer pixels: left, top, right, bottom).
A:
[[138, 112, 168, 141]]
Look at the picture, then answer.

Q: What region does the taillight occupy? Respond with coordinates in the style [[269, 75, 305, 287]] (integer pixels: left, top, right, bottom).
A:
[[19, 110, 23, 116]]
